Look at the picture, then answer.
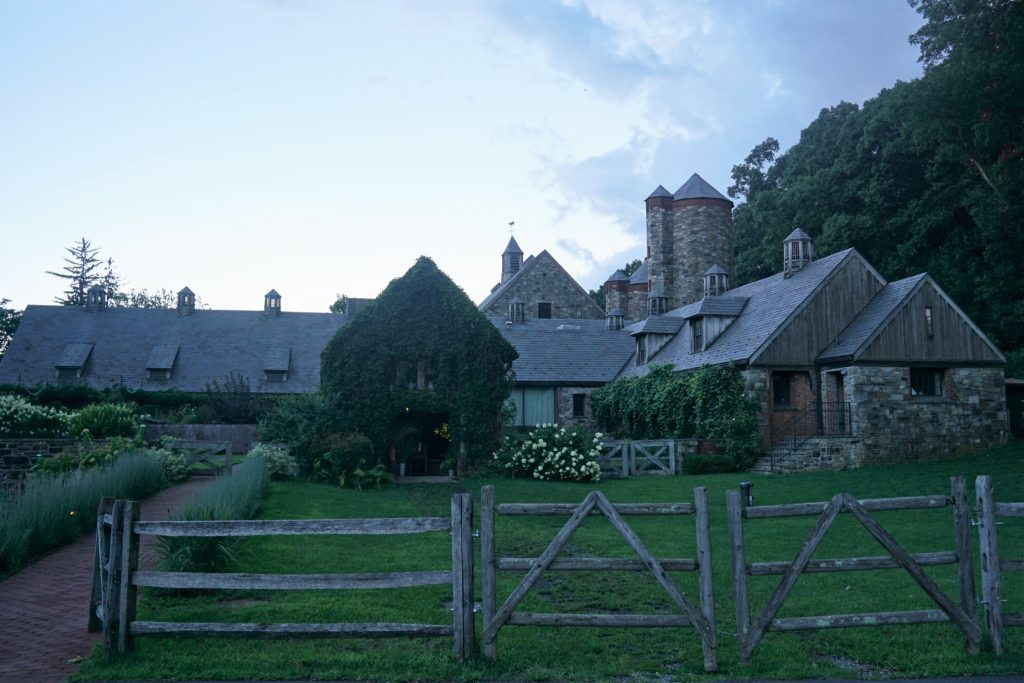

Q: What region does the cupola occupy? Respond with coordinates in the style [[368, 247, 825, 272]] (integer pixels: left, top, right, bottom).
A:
[[177, 287, 196, 316], [783, 228, 814, 277], [648, 287, 669, 317], [606, 307, 624, 331], [86, 285, 107, 312], [501, 236, 524, 283], [508, 296, 525, 324], [703, 265, 729, 297], [264, 289, 282, 316]]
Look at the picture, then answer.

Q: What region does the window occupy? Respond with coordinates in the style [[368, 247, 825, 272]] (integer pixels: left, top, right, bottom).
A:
[[692, 318, 704, 353], [506, 388, 556, 426], [911, 368, 944, 397], [572, 393, 586, 418], [772, 373, 791, 407], [924, 306, 934, 337], [265, 370, 287, 382], [147, 369, 171, 381], [538, 302, 552, 319], [635, 337, 647, 365], [509, 254, 520, 271], [57, 367, 81, 381]]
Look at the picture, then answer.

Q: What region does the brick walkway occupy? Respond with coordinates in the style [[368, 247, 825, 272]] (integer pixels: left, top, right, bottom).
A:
[[0, 478, 212, 683]]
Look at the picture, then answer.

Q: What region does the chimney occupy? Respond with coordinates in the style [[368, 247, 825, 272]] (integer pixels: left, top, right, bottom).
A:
[[86, 285, 107, 312], [177, 287, 196, 316], [264, 289, 282, 316], [783, 228, 814, 277]]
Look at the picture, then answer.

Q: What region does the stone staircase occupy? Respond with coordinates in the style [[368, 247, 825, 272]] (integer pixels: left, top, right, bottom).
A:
[[750, 436, 860, 474]]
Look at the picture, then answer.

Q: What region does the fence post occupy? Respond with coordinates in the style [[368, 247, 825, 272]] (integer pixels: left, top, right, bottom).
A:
[[951, 476, 979, 654], [117, 500, 140, 654], [976, 474, 1004, 654], [89, 496, 115, 632], [102, 500, 125, 658], [726, 490, 750, 658], [450, 493, 475, 660], [481, 485, 497, 659], [693, 486, 717, 672]]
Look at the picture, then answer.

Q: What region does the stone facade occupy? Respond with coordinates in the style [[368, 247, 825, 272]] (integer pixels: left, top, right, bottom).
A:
[[483, 251, 604, 321], [556, 387, 596, 426], [843, 365, 1007, 465], [669, 199, 734, 306]]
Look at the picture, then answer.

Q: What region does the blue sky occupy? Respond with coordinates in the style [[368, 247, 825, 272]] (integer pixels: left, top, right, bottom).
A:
[[1, 0, 926, 313]]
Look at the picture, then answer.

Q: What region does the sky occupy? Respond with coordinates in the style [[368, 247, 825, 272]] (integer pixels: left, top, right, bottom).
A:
[[1, 0, 927, 313]]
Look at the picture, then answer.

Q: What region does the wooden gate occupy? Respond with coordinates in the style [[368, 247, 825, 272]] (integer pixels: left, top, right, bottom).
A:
[[479, 485, 717, 672], [595, 440, 630, 477], [165, 439, 233, 476], [726, 477, 980, 663], [631, 440, 676, 475], [976, 474, 1024, 654], [90, 494, 475, 660]]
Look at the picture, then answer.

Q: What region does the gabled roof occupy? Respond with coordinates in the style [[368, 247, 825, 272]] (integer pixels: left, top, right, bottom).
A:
[[478, 250, 603, 318], [817, 275, 925, 362], [673, 173, 730, 202], [263, 347, 291, 372], [0, 306, 348, 393], [490, 315, 635, 384], [619, 248, 861, 376]]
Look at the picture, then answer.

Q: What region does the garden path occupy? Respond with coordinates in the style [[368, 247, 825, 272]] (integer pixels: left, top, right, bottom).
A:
[[0, 477, 212, 683]]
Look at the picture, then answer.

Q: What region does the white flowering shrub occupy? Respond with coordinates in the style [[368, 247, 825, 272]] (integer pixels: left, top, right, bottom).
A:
[[248, 442, 298, 480], [493, 424, 602, 482], [0, 395, 72, 438]]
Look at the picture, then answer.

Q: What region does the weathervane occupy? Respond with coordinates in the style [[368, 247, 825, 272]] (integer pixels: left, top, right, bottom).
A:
[[508, 220, 515, 235]]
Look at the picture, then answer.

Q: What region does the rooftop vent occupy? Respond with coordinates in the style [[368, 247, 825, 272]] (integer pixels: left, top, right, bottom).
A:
[[783, 228, 814, 277], [86, 285, 107, 312], [177, 287, 196, 316], [264, 289, 282, 316]]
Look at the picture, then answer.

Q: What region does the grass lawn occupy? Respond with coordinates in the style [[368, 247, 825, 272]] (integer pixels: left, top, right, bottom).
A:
[[74, 440, 1024, 681]]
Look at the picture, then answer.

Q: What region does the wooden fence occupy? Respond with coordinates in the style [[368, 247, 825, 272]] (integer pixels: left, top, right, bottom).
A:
[[976, 474, 1024, 655], [165, 439, 233, 476], [90, 494, 475, 659], [479, 485, 718, 672], [598, 439, 677, 477], [726, 476, 980, 663]]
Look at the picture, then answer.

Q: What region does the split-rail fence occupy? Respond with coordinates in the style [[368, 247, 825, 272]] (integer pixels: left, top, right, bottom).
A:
[[976, 474, 1024, 654], [89, 493, 475, 659], [726, 476, 980, 663], [479, 484, 718, 672]]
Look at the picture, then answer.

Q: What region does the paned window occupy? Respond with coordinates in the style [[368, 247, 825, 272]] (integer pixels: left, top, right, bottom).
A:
[[910, 368, 944, 397], [636, 337, 647, 365], [572, 393, 586, 418], [692, 318, 704, 353]]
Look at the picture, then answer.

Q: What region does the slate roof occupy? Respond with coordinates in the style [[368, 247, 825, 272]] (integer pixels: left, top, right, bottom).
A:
[[631, 316, 685, 336], [503, 236, 523, 255], [682, 296, 749, 319], [646, 185, 673, 199], [56, 343, 94, 369], [606, 269, 629, 282], [628, 260, 649, 286], [480, 255, 535, 308], [817, 275, 926, 362], [489, 315, 635, 384], [619, 248, 862, 377], [0, 306, 349, 393], [263, 346, 291, 372], [145, 344, 179, 371], [673, 173, 730, 202]]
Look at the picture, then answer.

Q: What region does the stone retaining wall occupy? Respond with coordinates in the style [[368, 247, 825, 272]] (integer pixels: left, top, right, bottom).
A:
[[0, 439, 98, 490], [143, 423, 260, 453]]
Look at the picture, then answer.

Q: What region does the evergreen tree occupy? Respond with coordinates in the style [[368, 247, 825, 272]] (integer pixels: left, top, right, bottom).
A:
[[46, 238, 120, 306], [0, 298, 20, 360]]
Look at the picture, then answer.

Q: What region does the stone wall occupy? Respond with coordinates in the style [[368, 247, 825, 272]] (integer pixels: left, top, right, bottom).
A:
[[483, 252, 604, 320], [0, 439, 97, 491], [742, 368, 771, 451], [843, 365, 1007, 465], [556, 387, 597, 427], [143, 423, 260, 453], [670, 199, 733, 307]]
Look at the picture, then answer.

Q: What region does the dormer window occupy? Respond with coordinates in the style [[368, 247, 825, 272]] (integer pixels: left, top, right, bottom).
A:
[[508, 297, 525, 323], [56, 342, 93, 381], [783, 228, 814, 276], [635, 337, 647, 365], [264, 347, 290, 382], [924, 306, 934, 337], [703, 265, 729, 297], [692, 318, 704, 353], [146, 344, 179, 381]]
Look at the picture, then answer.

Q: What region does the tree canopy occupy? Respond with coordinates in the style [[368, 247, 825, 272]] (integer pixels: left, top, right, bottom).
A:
[[730, 0, 1023, 352], [0, 299, 20, 360], [46, 238, 120, 306], [320, 257, 518, 466]]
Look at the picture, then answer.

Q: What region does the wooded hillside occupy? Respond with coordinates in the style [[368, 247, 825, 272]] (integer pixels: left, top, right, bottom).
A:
[[730, 0, 1022, 355]]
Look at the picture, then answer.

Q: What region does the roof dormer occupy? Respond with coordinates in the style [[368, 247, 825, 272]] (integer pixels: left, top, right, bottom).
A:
[[703, 265, 729, 297], [783, 228, 814, 277]]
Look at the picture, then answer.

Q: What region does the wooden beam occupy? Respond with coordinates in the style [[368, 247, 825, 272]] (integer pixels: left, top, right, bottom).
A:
[[743, 495, 948, 519], [134, 517, 450, 537], [480, 485, 498, 660], [497, 502, 693, 516], [694, 486, 717, 672], [770, 610, 950, 631], [497, 557, 696, 572], [130, 621, 454, 638], [748, 552, 957, 576], [508, 613, 692, 627], [133, 571, 452, 590], [977, 475, 1004, 655], [953, 476, 979, 654]]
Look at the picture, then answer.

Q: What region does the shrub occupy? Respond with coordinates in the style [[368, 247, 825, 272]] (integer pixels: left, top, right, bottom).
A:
[[70, 402, 140, 439], [259, 393, 349, 474], [0, 395, 71, 437], [682, 454, 739, 474], [347, 462, 393, 491], [312, 433, 376, 485], [248, 443, 297, 480], [160, 455, 270, 575], [493, 424, 602, 482], [205, 373, 268, 424], [0, 450, 167, 573], [154, 449, 189, 483]]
